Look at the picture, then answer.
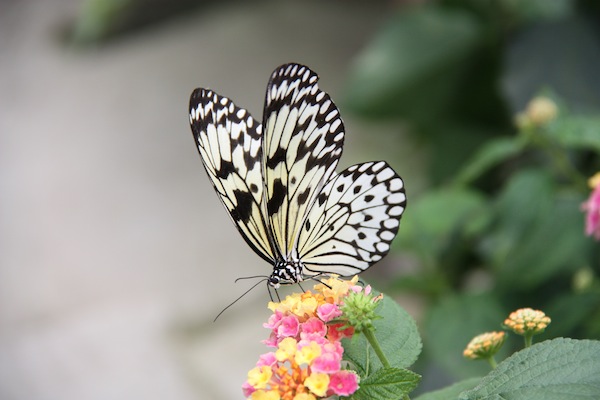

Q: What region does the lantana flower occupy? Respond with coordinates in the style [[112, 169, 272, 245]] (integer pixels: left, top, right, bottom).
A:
[[244, 276, 361, 399], [503, 308, 551, 336], [581, 172, 600, 240]]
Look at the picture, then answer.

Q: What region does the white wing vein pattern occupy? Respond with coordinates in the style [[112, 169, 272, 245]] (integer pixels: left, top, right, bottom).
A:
[[262, 64, 345, 259], [297, 161, 406, 276], [189, 89, 275, 264]]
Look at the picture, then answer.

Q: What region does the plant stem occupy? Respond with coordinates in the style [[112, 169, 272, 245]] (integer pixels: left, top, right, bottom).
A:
[[524, 333, 533, 348], [362, 328, 391, 369], [487, 356, 498, 369]]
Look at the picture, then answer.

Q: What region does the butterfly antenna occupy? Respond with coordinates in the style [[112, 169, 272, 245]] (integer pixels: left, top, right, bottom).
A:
[[213, 278, 268, 322], [235, 275, 269, 283]]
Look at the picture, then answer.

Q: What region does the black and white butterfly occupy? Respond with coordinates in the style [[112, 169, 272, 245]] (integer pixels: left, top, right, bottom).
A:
[[189, 63, 406, 289]]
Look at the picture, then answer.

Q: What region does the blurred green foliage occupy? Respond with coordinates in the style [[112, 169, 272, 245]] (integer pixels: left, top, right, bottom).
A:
[[343, 0, 600, 383]]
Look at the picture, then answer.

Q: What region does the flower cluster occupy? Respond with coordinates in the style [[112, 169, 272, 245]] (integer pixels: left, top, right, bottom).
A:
[[503, 307, 551, 336], [243, 276, 363, 400], [463, 331, 506, 360], [581, 172, 600, 240]]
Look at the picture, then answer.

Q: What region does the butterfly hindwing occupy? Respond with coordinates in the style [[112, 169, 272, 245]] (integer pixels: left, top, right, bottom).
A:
[[297, 161, 406, 276], [262, 64, 345, 258], [189, 89, 275, 263]]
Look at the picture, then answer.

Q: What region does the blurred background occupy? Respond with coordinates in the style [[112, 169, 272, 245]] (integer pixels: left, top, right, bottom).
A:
[[1, 0, 600, 399]]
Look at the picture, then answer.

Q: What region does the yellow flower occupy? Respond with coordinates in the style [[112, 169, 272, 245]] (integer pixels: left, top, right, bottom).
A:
[[504, 308, 551, 335], [588, 172, 600, 189], [314, 275, 359, 304], [269, 292, 321, 321], [292, 393, 316, 400], [526, 96, 558, 126], [251, 390, 281, 400], [463, 331, 506, 360], [275, 337, 298, 362], [248, 366, 273, 389], [295, 342, 322, 365], [304, 372, 330, 397]]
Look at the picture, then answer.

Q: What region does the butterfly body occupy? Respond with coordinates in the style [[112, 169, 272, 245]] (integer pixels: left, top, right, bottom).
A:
[[189, 63, 406, 287]]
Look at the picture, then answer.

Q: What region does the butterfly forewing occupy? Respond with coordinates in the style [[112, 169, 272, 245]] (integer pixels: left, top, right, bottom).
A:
[[262, 64, 345, 258], [297, 161, 406, 276], [189, 89, 275, 263]]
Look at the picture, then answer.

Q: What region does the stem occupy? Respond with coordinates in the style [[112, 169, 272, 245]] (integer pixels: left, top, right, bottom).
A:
[[524, 333, 533, 348], [532, 128, 588, 191], [487, 356, 498, 370], [362, 328, 391, 368]]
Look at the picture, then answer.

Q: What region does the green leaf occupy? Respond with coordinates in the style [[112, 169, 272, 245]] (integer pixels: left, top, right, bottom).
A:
[[459, 338, 600, 400], [343, 6, 481, 120], [414, 377, 482, 400], [397, 187, 490, 257], [425, 293, 507, 379], [343, 294, 422, 375], [545, 115, 600, 152], [454, 137, 525, 185], [481, 169, 591, 289], [352, 367, 421, 400]]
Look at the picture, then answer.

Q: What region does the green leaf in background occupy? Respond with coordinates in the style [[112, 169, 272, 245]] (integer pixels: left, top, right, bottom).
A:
[[454, 137, 526, 185], [352, 367, 421, 400], [545, 115, 600, 152], [343, 294, 422, 375], [481, 169, 591, 290], [343, 6, 481, 121], [459, 338, 600, 400], [396, 187, 490, 258], [414, 377, 481, 400], [425, 292, 507, 379], [543, 291, 600, 339]]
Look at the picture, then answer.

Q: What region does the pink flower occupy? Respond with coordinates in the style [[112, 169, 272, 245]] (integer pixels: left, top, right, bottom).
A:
[[256, 352, 277, 367], [277, 315, 300, 337], [317, 303, 342, 322], [300, 317, 327, 338], [311, 349, 341, 373], [582, 177, 600, 240], [263, 310, 284, 330], [261, 331, 278, 348], [328, 370, 359, 396], [241, 382, 255, 397]]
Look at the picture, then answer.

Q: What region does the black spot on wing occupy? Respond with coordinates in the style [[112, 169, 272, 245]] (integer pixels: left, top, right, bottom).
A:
[[231, 189, 254, 223], [297, 187, 311, 206], [268, 179, 287, 216], [215, 159, 236, 179]]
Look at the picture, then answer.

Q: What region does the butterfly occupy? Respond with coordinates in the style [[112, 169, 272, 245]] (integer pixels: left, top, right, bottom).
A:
[[189, 63, 406, 289]]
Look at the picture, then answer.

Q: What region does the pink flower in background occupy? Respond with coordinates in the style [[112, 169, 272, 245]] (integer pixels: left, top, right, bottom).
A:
[[581, 173, 600, 240]]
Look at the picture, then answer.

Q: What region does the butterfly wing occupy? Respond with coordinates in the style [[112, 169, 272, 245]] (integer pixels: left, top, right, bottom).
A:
[[296, 161, 406, 276], [189, 89, 275, 263], [262, 64, 345, 258]]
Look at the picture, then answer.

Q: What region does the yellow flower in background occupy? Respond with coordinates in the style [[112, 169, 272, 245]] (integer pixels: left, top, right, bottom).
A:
[[463, 331, 506, 360], [504, 308, 551, 335]]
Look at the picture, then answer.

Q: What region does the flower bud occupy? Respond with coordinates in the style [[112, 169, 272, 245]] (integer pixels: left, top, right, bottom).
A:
[[503, 308, 551, 335], [463, 331, 506, 360]]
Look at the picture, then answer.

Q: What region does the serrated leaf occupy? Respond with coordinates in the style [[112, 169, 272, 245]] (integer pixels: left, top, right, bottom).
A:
[[459, 338, 600, 400], [352, 367, 421, 400], [454, 137, 525, 185], [343, 295, 422, 375], [414, 377, 482, 400]]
